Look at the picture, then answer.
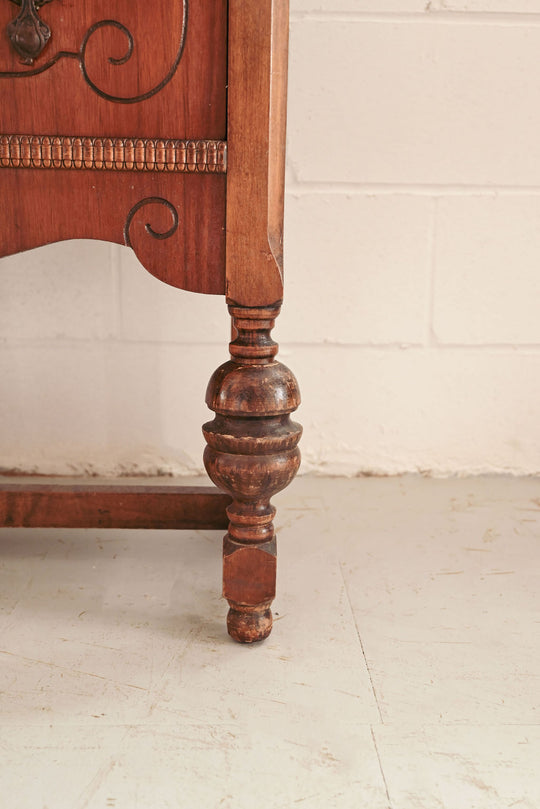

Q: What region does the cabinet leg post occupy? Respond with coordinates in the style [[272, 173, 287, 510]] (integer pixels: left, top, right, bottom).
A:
[[203, 303, 302, 643]]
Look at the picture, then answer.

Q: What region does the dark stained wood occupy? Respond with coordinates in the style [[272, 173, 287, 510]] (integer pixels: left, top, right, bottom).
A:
[[0, 0, 301, 644], [226, 0, 289, 307], [0, 481, 231, 530], [0, 0, 228, 294], [203, 304, 302, 643], [0, 1, 227, 137], [0, 168, 226, 293]]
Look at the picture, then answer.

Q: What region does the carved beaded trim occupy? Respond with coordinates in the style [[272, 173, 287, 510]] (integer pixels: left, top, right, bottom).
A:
[[0, 135, 227, 173]]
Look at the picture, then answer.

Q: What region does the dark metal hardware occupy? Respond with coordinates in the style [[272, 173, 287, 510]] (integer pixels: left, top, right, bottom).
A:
[[7, 0, 54, 65]]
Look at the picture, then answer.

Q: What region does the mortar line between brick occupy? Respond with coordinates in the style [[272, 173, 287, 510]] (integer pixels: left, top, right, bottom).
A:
[[285, 342, 540, 352], [290, 11, 540, 26], [427, 197, 438, 348], [110, 244, 122, 339], [6, 338, 540, 352], [286, 183, 540, 197]]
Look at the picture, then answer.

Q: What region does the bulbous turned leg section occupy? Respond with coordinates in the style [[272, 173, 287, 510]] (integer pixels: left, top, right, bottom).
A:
[[203, 304, 302, 643]]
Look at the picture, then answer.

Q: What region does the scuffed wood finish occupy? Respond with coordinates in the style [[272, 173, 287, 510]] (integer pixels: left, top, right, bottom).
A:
[[226, 0, 289, 307], [203, 305, 302, 643], [0, 0, 228, 294], [205, 0, 300, 642], [0, 481, 230, 530]]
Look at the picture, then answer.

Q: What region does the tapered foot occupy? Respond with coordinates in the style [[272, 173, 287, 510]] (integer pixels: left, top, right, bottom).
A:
[[203, 303, 302, 643]]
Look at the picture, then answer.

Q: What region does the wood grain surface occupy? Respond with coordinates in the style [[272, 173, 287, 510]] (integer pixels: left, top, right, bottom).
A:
[[0, 0, 227, 294], [0, 1, 226, 137], [0, 1, 298, 645], [0, 480, 231, 530], [226, 0, 289, 307]]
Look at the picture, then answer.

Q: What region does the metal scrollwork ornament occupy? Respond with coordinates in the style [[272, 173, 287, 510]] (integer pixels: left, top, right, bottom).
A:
[[1, 2, 188, 104], [7, 0, 54, 65]]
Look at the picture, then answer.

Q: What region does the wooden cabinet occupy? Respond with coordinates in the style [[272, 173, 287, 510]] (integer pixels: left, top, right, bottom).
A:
[[0, 0, 301, 643]]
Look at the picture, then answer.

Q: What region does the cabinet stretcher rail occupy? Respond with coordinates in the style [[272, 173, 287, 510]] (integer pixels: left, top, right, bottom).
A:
[[0, 480, 231, 530]]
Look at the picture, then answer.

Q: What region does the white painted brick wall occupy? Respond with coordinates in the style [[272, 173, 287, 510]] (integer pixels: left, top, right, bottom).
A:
[[1, 1, 540, 476]]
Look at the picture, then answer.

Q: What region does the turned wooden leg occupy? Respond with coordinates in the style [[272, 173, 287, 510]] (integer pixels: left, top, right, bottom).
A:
[[203, 303, 302, 643]]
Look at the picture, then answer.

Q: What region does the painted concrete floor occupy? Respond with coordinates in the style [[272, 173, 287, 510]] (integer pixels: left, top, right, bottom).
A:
[[0, 475, 539, 809]]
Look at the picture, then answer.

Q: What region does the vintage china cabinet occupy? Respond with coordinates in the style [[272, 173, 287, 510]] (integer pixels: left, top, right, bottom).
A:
[[0, 0, 301, 643]]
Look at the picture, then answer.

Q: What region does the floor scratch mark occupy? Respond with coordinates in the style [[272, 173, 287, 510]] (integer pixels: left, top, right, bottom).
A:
[[0, 649, 147, 691], [76, 758, 117, 809], [339, 561, 384, 725], [370, 726, 392, 809]]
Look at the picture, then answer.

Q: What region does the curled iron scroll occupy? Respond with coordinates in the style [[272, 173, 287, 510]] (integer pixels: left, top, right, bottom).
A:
[[124, 197, 179, 248], [1, 2, 188, 104]]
